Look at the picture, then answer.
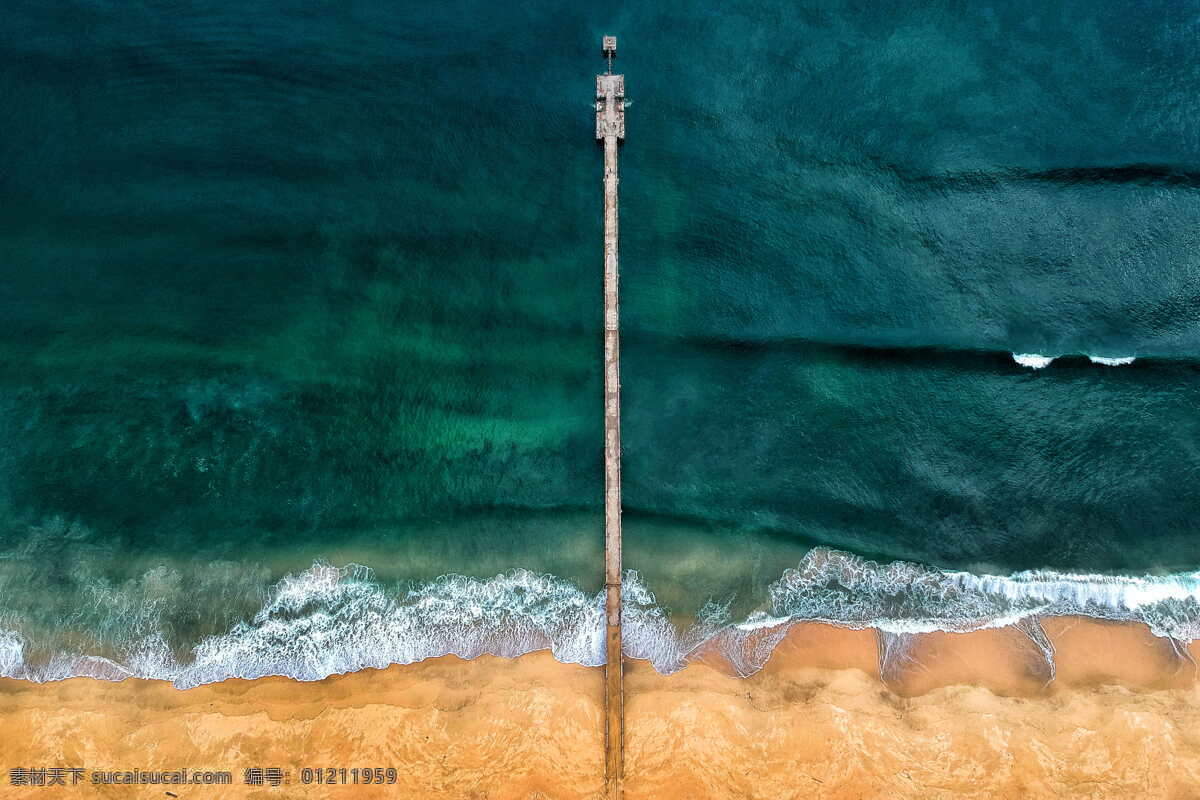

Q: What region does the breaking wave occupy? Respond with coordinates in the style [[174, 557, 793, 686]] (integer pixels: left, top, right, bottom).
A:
[[3, 548, 1200, 686], [1013, 353, 1055, 369], [1013, 352, 1138, 368]]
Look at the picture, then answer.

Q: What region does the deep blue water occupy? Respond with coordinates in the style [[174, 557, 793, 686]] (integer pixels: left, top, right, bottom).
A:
[[1, 0, 1199, 682]]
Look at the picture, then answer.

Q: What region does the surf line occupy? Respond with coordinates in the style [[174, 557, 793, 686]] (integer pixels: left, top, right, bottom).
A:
[[596, 34, 626, 800]]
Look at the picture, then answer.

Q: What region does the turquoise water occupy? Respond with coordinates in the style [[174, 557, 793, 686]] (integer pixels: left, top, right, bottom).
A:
[[2, 0, 1200, 682]]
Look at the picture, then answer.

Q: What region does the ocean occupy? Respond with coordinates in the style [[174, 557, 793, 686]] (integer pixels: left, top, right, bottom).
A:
[[1, 0, 1199, 684]]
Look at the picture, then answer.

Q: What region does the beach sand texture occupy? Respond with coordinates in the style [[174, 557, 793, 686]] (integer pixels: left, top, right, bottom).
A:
[[4, 619, 1200, 799]]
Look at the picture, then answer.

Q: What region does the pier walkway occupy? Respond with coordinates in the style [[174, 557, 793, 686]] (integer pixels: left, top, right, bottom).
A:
[[596, 34, 625, 800]]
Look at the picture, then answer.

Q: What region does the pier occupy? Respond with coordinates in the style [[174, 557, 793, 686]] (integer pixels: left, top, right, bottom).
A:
[[596, 34, 625, 800]]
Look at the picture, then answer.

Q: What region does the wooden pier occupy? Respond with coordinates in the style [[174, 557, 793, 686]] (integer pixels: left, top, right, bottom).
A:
[[596, 34, 625, 800]]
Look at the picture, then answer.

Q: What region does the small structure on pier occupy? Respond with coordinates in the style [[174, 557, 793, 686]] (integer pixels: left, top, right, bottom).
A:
[[595, 74, 626, 142], [596, 35, 624, 142]]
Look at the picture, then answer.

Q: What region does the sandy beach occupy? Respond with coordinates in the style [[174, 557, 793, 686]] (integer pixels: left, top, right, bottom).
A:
[[4, 618, 1200, 799]]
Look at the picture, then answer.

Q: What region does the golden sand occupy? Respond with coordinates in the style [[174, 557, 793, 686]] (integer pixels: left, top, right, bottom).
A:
[[3, 619, 1200, 799]]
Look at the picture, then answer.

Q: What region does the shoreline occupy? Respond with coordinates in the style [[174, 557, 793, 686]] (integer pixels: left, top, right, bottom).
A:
[[9, 546, 1200, 686], [5, 618, 1200, 798], [5, 613, 1196, 692]]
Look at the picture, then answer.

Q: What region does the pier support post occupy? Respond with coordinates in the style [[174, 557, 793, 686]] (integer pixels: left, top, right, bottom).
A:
[[596, 35, 625, 800]]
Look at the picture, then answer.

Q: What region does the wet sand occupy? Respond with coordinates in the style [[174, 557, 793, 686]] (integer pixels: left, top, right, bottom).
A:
[[4, 618, 1200, 799]]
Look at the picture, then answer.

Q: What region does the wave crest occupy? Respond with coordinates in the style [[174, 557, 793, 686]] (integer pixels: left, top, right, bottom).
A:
[[1013, 353, 1055, 368], [1013, 352, 1138, 368]]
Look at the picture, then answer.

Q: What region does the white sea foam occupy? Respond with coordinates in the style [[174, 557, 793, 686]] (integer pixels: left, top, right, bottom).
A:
[[1012, 353, 1055, 368], [178, 565, 609, 688], [0, 630, 25, 677], [1013, 352, 1139, 368], [3, 551, 1200, 685], [770, 549, 1200, 640]]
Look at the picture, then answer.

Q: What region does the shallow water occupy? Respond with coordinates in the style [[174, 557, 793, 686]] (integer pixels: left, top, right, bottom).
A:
[[1, 0, 1199, 680]]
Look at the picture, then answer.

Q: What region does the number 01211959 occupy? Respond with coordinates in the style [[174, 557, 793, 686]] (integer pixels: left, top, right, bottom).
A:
[[300, 767, 397, 785]]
